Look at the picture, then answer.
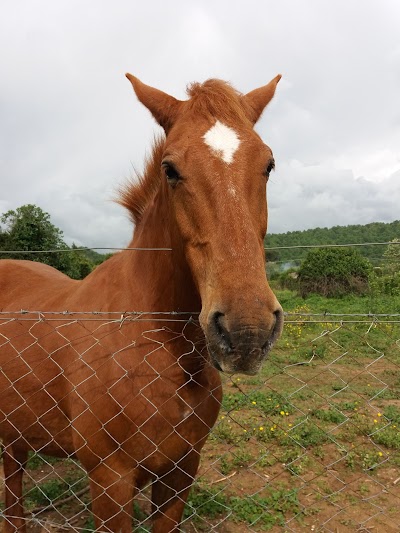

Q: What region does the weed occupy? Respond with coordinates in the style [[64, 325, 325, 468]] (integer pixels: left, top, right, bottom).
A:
[[219, 447, 254, 474], [26, 452, 60, 470], [222, 390, 292, 417], [311, 408, 346, 424], [345, 451, 357, 470], [283, 419, 329, 448], [372, 427, 400, 449], [383, 405, 400, 424], [211, 419, 246, 445], [184, 486, 228, 521], [359, 482, 370, 495], [24, 473, 87, 508], [219, 455, 233, 475], [230, 487, 301, 529], [336, 400, 358, 411], [82, 516, 95, 533], [255, 453, 277, 469], [360, 450, 382, 471], [231, 448, 254, 469]]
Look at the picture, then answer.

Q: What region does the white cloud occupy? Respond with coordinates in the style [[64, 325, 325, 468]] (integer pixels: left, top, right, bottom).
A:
[[268, 164, 400, 234], [1, 0, 399, 247]]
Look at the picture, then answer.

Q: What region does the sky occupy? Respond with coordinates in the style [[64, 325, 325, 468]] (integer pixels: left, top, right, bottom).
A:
[[1, 0, 399, 248]]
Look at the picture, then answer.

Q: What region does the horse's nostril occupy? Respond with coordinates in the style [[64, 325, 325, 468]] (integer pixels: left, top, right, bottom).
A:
[[212, 311, 224, 336], [211, 312, 232, 352], [272, 308, 284, 340]]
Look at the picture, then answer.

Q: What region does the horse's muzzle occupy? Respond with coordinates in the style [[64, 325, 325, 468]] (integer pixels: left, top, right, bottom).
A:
[[205, 308, 284, 375]]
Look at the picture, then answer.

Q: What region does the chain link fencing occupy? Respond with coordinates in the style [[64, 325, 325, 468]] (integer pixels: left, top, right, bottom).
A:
[[0, 310, 399, 532]]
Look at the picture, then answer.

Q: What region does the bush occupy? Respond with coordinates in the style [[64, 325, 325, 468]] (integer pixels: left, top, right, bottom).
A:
[[298, 248, 371, 298], [368, 240, 400, 297], [277, 268, 299, 291], [369, 269, 400, 297]]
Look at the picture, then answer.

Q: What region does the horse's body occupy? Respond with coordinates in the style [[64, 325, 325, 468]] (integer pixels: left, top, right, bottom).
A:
[[0, 74, 283, 531]]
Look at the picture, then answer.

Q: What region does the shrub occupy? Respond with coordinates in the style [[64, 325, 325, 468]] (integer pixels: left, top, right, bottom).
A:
[[368, 240, 400, 297], [277, 268, 299, 291], [369, 270, 400, 297], [298, 248, 371, 298]]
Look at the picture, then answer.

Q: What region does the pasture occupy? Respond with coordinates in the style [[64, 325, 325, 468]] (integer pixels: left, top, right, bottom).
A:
[[1, 290, 399, 531]]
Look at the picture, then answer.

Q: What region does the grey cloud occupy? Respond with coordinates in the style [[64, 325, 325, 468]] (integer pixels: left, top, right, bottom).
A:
[[1, 0, 399, 248], [268, 166, 400, 234]]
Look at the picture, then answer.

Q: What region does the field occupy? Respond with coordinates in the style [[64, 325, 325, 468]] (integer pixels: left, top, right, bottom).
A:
[[1, 290, 400, 531]]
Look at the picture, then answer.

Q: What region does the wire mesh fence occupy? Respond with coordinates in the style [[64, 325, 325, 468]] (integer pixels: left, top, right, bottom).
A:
[[0, 310, 399, 532]]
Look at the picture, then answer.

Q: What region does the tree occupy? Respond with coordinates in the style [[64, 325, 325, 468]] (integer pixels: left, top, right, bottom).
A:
[[298, 247, 371, 298], [369, 239, 400, 296], [1, 204, 66, 253], [383, 239, 400, 273], [0, 204, 94, 279]]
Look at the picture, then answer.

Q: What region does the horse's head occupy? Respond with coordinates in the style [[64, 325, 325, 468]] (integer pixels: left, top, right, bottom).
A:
[[126, 74, 283, 375]]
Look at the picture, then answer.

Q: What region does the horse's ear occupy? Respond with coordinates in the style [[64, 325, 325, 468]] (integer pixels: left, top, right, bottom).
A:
[[126, 74, 182, 132], [243, 75, 282, 124]]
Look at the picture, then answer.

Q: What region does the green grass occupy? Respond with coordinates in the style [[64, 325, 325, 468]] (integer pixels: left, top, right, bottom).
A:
[[184, 486, 229, 525], [26, 452, 60, 470], [183, 484, 302, 531], [222, 390, 292, 416], [24, 472, 87, 508], [372, 427, 400, 449], [275, 288, 400, 314], [383, 405, 400, 424], [230, 487, 301, 529], [311, 408, 347, 424]]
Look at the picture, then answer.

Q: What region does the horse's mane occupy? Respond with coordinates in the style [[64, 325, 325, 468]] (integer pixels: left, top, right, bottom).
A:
[[186, 79, 251, 125], [117, 80, 250, 225], [117, 136, 165, 225]]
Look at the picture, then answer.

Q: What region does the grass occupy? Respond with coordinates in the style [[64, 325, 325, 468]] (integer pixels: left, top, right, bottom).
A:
[[26, 452, 60, 470], [183, 484, 302, 530], [276, 288, 400, 314], [230, 487, 301, 529], [24, 470, 87, 509]]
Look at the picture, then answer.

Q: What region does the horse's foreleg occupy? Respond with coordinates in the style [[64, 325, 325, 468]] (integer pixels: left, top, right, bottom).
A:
[[151, 451, 201, 533], [2, 444, 28, 533], [88, 460, 135, 533]]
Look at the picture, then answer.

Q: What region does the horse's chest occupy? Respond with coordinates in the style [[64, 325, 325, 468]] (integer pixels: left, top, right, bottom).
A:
[[138, 385, 220, 473]]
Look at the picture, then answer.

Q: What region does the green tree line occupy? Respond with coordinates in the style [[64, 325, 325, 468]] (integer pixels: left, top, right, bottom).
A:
[[266, 220, 400, 264], [0, 205, 107, 279]]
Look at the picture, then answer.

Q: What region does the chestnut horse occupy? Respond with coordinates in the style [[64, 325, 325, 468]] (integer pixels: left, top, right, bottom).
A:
[[0, 74, 283, 532]]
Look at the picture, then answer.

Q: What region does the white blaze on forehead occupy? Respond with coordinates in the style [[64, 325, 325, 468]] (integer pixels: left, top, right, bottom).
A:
[[203, 120, 240, 164]]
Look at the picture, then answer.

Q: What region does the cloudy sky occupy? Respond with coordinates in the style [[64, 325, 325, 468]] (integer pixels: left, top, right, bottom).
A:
[[1, 0, 399, 248]]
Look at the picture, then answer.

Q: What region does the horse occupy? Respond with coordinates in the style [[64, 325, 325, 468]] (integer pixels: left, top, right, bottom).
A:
[[0, 73, 283, 532]]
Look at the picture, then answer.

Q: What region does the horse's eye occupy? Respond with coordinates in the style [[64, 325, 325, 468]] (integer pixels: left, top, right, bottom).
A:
[[265, 159, 275, 178], [162, 163, 180, 186]]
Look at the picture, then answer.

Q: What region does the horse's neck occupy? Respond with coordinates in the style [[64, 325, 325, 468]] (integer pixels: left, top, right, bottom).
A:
[[77, 187, 207, 374], [136, 190, 199, 312], [100, 188, 200, 314]]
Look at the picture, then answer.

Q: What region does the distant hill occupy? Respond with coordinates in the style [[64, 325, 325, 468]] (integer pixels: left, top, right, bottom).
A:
[[265, 220, 400, 264]]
